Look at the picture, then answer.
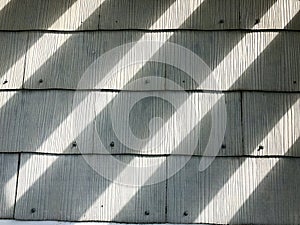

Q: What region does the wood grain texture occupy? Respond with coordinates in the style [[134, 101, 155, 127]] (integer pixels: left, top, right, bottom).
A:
[[240, 0, 300, 30], [0, 91, 79, 153], [243, 92, 300, 156], [0, 221, 201, 225], [0, 0, 240, 30], [0, 0, 99, 30], [0, 32, 27, 89], [22, 31, 300, 91], [15, 154, 166, 222], [166, 31, 300, 91], [23, 32, 166, 90], [0, 91, 242, 156], [0, 0, 299, 30], [98, 0, 239, 30], [167, 156, 300, 224], [0, 154, 18, 218]]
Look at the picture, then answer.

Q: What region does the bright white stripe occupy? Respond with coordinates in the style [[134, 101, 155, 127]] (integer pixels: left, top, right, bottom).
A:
[[197, 99, 300, 222], [23, 0, 106, 79], [49, 0, 102, 30], [193, 3, 300, 221], [8, 0, 108, 202], [3, 172, 17, 208], [100, 0, 205, 86], [0, 0, 106, 108], [150, 0, 204, 29], [0, 0, 10, 11], [82, 0, 206, 218], [15, 92, 117, 203], [9, 0, 300, 220], [86, 1, 300, 221], [82, 95, 219, 219], [14, 0, 206, 206]]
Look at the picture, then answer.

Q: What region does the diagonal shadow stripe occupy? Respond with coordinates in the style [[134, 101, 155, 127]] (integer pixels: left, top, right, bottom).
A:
[[228, 141, 300, 223], [2, 0, 300, 221]]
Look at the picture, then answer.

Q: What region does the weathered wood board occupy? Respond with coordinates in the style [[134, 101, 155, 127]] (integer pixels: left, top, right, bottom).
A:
[[0, 221, 201, 225], [23, 31, 300, 91], [0, 0, 299, 30], [98, 0, 240, 30], [165, 31, 300, 91], [0, 91, 242, 156], [243, 92, 300, 156], [240, 0, 300, 30], [15, 154, 166, 222], [0, 154, 19, 218], [0, 0, 99, 30], [0, 0, 240, 30], [23, 31, 167, 90], [167, 156, 300, 224], [0, 32, 27, 89]]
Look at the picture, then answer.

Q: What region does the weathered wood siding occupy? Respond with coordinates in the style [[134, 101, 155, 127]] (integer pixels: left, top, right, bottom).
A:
[[0, 91, 242, 156], [0, 0, 299, 224], [0, 0, 299, 30], [0, 154, 18, 218], [167, 156, 300, 224], [15, 154, 166, 222], [0, 31, 298, 91]]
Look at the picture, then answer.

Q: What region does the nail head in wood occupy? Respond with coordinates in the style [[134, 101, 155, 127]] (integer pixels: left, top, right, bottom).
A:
[[110, 141, 114, 147], [31, 208, 36, 213], [72, 141, 77, 148]]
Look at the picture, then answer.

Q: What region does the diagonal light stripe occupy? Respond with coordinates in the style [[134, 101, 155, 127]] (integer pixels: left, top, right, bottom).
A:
[[24, 0, 105, 77], [14, 0, 205, 206], [11, 0, 300, 220], [99, 0, 205, 87], [0, 0, 10, 12], [0, 0, 105, 108], [84, 1, 300, 220], [197, 98, 300, 223]]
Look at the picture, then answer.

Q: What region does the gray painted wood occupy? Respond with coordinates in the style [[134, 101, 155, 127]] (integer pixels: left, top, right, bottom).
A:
[[23, 32, 166, 90], [15, 154, 166, 222], [23, 31, 300, 91], [166, 31, 300, 91], [0, 0, 99, 30], [167, 156, 300, 224], [243, 92, 300, 156], [0, 154, 18, 218], [240, 0, 300, 30], [0, 0, 240, 30], [0, 32, 27, 89], [1, 0, 299, 30], [0, 91, 242, 156], [98, 0, 239, 30], [0, 221, 202, 225]]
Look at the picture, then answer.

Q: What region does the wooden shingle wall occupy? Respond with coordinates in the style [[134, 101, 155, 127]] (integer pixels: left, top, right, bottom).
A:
[[0, 0, 299, 224]]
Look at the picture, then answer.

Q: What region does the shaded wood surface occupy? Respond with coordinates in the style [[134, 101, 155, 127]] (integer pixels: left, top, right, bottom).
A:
[[0, 91, 242, 156], [18, 31, 300, 91], [0, 154, 18, 218], [0, 0, 299, 30], [0, 0, 299, 224], [15, 154, 166, 222], [167, 156, 300, 224]]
